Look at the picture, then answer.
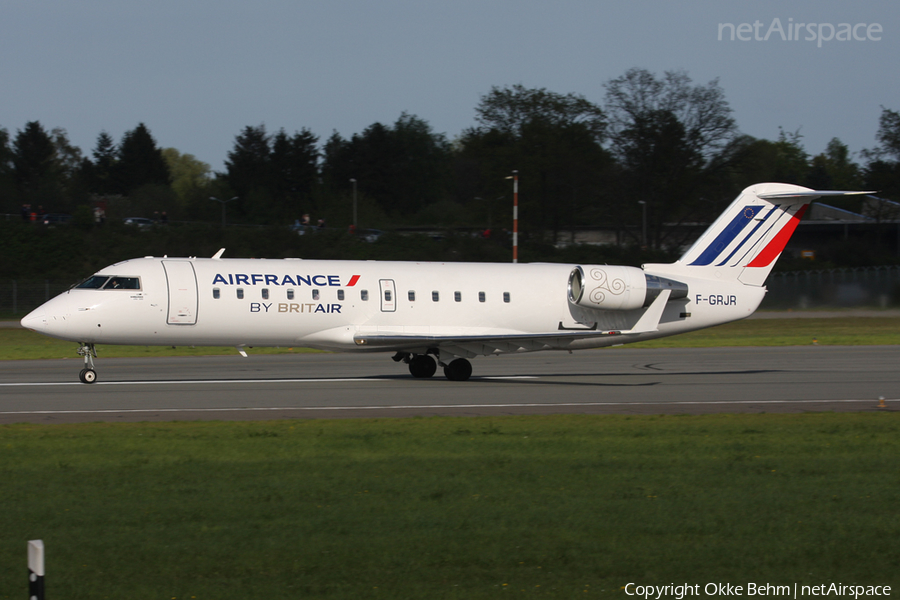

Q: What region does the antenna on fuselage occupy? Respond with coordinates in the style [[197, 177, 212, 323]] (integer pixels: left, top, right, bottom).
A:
[[212, 248, 226, 259]]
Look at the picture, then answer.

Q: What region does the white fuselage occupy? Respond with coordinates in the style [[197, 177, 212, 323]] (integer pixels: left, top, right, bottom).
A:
[[22, 257, 763, 355]]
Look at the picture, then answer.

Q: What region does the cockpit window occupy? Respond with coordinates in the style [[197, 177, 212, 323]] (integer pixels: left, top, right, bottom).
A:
[[104, 277, 140, 290], [76, 276, 109, 289], [75, 275, 141, 290]]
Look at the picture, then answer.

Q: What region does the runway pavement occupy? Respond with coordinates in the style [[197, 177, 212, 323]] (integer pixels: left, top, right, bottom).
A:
[[1, 346, 897, 423]]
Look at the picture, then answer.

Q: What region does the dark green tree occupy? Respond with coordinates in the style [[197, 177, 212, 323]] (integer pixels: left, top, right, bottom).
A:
[[321, 113, 452, 218], [474, 84, 605, 139], [114, 123, 170, 193], [12, 121, 62, 208], [270, 128, 319, 221], [807, 138, 862, 191], [223, 124, 272, 221], [615, 109, 703, 248], [162, 147, 213, 219], [862, 107, 900, 202], [731, 129, 810, 187], [459, 85, 610, 238], [872, 107, 900, 161], [603, 68, 741, 249], [88, 131, 118, 195], [0, 127, 17, 213]]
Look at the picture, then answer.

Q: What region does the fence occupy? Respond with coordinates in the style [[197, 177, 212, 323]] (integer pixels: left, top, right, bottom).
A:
[[3, 266, 900, 316], [762, 266, 900, 310], [0, 281, 74, 316]]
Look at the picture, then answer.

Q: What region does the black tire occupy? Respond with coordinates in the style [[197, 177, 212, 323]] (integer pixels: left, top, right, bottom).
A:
[[79, 368, 97, 384], [443, 358, 472, 381], [408, 355, 437, 378]]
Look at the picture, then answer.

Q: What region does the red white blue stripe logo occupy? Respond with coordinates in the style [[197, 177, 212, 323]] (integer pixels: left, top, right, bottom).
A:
[[688, 204, 807, 268]]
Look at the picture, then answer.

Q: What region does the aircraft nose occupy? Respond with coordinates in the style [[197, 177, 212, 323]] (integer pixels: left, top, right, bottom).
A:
[[20, 308, 47, 331], [21, 295, 71, 339]]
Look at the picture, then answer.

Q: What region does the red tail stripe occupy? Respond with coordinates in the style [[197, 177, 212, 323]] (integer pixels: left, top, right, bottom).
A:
[[745, 204, 808, 268]]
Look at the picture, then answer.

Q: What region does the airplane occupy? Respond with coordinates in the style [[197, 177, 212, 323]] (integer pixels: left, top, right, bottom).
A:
[[21, 183, 871, 384]]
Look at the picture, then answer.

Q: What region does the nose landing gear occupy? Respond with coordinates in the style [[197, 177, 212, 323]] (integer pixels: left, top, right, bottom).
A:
[[77, 343, 97, 384]]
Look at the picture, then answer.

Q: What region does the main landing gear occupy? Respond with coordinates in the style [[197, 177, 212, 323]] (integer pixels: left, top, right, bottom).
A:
[[393, 352, 473, 381], [442, 358, 472, 382], [77, 343, 98, 384]]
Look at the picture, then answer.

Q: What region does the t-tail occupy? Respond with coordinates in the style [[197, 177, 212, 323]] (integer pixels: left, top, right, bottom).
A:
[[668, 183, 872, 286]]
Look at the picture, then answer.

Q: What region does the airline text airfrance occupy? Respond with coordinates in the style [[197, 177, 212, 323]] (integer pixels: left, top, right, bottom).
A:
[[212, 274, 360, 287]]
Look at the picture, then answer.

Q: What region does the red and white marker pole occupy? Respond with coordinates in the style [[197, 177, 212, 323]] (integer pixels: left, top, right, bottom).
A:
[[508, 170, 519, 263], [28, 540, 45, 600]]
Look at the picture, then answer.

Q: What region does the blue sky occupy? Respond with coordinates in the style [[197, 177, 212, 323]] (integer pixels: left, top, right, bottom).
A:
[[3, 0, 897, 171]]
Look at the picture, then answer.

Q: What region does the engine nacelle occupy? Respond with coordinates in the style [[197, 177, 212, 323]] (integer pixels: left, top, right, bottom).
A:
[[568, 265, 688, 311]]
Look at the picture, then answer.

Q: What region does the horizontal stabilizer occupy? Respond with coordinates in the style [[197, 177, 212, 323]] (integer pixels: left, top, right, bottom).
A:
[[757, 190, 875, 200]]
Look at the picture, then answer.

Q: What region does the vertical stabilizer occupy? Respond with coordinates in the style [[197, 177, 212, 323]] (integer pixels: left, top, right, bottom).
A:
[[671, 183, 872, 286]]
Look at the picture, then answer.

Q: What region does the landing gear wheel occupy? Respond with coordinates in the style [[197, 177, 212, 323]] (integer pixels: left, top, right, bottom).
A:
[[77, 342, 98, 384], [408, 355, 437, 378], [443, 358, 472, 381]]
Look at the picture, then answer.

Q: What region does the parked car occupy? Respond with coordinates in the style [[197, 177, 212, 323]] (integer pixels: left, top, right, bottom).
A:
[[358, 228, 383, 242], [42, 213, 73, 226], [123, 217, 154, 229]]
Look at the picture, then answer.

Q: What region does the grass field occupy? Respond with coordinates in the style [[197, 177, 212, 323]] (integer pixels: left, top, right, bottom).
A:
[[2, 318, 899, 597], [3, 317, 900, 361], [1, 414, 899, 598]]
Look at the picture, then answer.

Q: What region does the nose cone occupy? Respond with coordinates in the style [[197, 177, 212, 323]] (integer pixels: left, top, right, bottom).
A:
[[21, 295, 71, 340], [20, 308, 47, 331]]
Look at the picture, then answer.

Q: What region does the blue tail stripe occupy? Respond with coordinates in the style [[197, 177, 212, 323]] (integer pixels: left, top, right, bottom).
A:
[[689, 206, 763, 266], [714, 205, 777, 267]]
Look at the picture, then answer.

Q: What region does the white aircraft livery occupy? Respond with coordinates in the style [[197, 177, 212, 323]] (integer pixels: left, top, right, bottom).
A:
[[21, 183, 870, 383]]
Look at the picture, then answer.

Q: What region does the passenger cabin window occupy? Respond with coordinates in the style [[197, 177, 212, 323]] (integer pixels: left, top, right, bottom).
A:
[[432, 291, 439, 302], [312, 289, 320, 300], [408, 291, 415, 302], [237, 288, 244, 299], [478, 291, 486, 303], [213, 288, 220, 299], [503, 292, 511, 303], [338, 290, 345, 301], [287, 289, 295, 300], [384, 290, 392, 302], [454, 291, 462, 303], [262, 288, 269, 300], [361, 290, 369, 301]]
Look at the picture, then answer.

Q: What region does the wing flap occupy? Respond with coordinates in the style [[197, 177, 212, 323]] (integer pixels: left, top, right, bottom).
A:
[[352, 291, 672, 356]]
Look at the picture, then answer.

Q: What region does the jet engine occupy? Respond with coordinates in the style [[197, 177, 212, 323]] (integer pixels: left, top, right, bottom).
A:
[[568, 265, 687, 311]]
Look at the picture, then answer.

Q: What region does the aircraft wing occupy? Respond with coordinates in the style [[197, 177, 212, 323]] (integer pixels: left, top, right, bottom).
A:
[[353, 290, 670, 357]]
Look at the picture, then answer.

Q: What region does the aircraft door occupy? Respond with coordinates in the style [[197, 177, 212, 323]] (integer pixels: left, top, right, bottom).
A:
[[163, 260, 198, 325], [379, 279, 396, 312]]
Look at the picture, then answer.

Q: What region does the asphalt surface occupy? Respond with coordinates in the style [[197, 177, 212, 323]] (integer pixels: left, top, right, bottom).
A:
[[1, 346, 897, 423]]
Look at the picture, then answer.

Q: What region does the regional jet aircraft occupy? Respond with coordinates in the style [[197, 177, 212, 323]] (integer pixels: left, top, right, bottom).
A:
[[21, 183, 870, 383]]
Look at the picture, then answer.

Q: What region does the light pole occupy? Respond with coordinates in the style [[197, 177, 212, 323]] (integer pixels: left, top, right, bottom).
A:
[[506, 171, 519, 263], [210, 196, 238, 228], [350, 178, 357, 229], [638, 200, 647, 249]]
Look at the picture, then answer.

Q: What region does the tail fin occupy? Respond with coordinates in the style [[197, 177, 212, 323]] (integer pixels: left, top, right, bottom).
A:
[[674, 183, 872, 286]]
